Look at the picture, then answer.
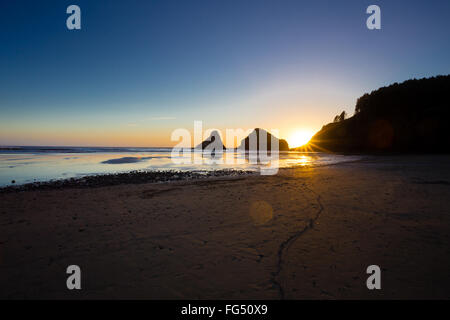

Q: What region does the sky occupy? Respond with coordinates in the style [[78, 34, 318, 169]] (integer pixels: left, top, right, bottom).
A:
[[1, 0, 449, 147]]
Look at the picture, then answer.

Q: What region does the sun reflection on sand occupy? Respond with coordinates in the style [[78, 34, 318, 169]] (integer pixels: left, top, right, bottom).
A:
[[282, 154, 312, 167], [297, 155, 310, 166]]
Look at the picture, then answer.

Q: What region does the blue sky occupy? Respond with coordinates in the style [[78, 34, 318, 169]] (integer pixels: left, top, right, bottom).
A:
[[1, 0, 449, 146]]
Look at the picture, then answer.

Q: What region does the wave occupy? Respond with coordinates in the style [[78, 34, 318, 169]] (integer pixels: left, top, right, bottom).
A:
[[0, 146, 173, 154]]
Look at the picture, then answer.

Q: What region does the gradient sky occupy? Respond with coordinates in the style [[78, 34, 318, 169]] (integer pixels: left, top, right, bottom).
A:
[[1, 0, 449, 147]]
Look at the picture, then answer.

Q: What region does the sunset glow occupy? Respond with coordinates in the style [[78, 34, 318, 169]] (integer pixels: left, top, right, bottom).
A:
[[288, 130, 315, 148]]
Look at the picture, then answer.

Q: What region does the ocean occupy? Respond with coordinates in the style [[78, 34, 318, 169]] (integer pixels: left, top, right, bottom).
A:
[[0, 146, 362, 186]]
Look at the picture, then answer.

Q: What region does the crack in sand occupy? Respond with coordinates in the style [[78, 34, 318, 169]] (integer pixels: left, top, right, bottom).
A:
[[271, 186, 324, 299]]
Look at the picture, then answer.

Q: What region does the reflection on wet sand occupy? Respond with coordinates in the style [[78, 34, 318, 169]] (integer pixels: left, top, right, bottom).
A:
[[0, 150, 360, 186]]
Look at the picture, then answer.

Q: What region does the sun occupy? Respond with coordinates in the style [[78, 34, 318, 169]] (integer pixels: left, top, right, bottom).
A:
[[288, 130, 315, 148]]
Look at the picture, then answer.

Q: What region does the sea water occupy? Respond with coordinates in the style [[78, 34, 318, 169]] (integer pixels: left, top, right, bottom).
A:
[[0, 146, 362, 186]]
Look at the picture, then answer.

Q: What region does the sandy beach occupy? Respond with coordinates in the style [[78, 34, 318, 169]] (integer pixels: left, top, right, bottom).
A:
[[1, 156, 450, 299]]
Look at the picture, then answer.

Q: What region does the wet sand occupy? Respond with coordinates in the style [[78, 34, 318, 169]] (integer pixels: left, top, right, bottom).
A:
[[1, 156, 450, 299]]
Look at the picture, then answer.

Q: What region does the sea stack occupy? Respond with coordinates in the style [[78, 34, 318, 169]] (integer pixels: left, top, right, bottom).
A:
[[195, 130, 226, 151], [239, 128, 289, 152]]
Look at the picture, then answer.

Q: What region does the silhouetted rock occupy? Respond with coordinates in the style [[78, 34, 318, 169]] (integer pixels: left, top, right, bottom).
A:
[[304, 75, 450, 153], [195, 130, 226, 151], [239, 128, 289, 151]]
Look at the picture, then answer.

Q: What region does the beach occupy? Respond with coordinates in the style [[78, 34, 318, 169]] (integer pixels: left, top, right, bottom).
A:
[[1, 155, 450, 299]]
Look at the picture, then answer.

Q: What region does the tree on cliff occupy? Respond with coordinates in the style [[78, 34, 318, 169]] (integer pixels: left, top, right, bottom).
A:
[[333, 110, 347, 122]]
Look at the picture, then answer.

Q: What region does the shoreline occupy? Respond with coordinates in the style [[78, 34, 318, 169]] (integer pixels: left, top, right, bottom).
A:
[[6, 150, 445, 192], [0, 154, 375, 192], [0, 154, 436, 193], [0, 169, 256, 193]]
